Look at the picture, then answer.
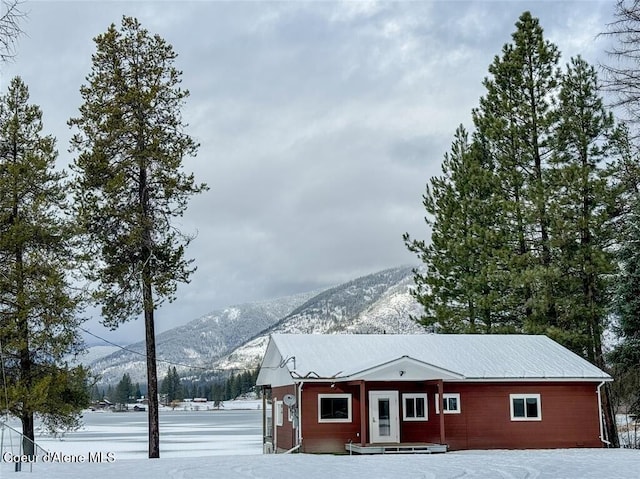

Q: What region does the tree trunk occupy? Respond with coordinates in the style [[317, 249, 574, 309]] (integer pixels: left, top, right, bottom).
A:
[[20, 413, 35, 459], [143, 278, 160, 458], [602, 383, 620, 447]]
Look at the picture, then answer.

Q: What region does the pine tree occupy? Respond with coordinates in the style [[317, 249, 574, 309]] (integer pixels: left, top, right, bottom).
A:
[[406, 11, 621, 444], [473, 11, 562, 331], [0, 77, 89, 455], [550, 56, 622, 446], [69, 17, 207, 458], [404, 126, 508, 332], [134, 382, 142, 400], [601, 0, 640, 430], [549, 56, 618, 363], [115, 373, 134, 404], [609, 125, 640, 420]]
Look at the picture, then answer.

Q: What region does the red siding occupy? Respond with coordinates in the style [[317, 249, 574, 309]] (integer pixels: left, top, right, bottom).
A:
[[294, 381, 603, 454], [441, 382, 603, 451], [271, 386, 296, 452], [300, 384, 363, 454]]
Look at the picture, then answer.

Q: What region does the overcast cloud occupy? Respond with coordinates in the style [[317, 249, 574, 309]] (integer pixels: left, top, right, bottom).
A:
[[0, 1, 616, 344]]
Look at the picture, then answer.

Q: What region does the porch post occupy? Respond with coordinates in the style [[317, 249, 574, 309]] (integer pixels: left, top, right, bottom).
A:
[[360, 380, 367, 446], [262, 386, 267, 449], [438, 379, 445, 445]]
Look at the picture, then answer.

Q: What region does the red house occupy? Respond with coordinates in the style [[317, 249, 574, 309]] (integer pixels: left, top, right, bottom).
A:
[[256, 334, 613, 454]]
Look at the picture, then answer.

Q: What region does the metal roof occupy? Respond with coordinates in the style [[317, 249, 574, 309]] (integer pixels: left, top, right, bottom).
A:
[[257, 333, 612, 386]]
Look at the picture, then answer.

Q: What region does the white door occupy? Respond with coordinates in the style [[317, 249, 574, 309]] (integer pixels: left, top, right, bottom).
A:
[[369, 391, 399, 444]]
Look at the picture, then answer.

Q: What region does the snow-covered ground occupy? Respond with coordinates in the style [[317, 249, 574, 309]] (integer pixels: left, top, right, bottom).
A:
[[2, 401, 639, 478], [5, 448, 640, 479]]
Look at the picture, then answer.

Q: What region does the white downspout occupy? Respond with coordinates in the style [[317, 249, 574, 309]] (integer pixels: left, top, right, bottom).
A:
[[597, 381, 612, 446], [296, 381, 304, 449]]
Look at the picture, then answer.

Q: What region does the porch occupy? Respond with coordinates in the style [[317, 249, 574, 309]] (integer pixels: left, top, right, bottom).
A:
[[345, 442, 448, 455]]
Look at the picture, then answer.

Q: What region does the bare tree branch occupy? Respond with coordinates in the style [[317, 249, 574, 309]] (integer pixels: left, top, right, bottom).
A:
[[0, 0, 25, 62]]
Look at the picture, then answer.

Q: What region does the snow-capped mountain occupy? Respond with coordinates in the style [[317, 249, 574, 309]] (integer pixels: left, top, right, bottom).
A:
[[89, 265, 424, 384], [89, 290, 318, 384], [213, 266, 425, 371]]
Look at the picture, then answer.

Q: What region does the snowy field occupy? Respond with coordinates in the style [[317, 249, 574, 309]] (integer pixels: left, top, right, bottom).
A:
[[2, 401, 639, 478]]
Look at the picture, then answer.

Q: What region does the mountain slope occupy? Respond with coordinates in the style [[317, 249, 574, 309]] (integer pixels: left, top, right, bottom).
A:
[[89, 290, 318, 384], [89, 265, 425, 384], [214, 266, 425, 370]]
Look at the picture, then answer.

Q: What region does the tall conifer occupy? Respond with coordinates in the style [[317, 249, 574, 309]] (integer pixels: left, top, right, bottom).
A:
[[69, 17, 207, 458], [0, 77, 88, 455]]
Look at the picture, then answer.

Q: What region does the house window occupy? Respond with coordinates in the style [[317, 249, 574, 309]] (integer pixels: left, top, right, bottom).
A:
[[275, 400, 284, 426], [402, 393, 428, 421], [318, 394, 352, 423], [435, 393, 461, 414], [510, 394, 541, 421]]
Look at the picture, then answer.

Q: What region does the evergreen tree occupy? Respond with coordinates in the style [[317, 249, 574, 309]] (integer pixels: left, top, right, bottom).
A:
[[0, 77, 89, 455], [115, 373, 134, 404], [601, 0, 640, 430], [406, 12, 621, 444], [89, 384, 101, 401], [134, 382, 142, 399], [609, 127, 640, 419], [69, 17, 207, 458], [549, 56, 619, 364], [474, 11, 562, 331], [159, 366, 182, 402], [159, 366, 170, 399], [404, 126, 507, 332]]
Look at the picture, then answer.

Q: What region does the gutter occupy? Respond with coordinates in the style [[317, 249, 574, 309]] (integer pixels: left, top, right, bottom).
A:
[[597, 381, 612, 446]]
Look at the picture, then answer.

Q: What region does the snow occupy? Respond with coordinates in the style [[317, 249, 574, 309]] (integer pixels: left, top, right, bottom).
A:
[[2, 403, 639, 478], [258, 334, 611, 386], [6, 447, 640, 478]]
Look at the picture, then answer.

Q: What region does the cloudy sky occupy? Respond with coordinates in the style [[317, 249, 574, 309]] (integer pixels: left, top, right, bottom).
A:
[[0, 1, 618, 344]]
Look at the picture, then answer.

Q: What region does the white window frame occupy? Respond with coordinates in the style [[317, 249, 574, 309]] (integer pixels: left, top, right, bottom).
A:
[[435, 393, 461, 414], [402, 393, 428, 421], [318, 393, 352, 423], [509, 394, 542, 421], [275, 400, 284, 426]]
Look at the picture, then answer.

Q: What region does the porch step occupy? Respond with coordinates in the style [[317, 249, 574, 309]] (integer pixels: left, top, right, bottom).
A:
[[345, 443, 447, 455], [382, 446, 432, 454]]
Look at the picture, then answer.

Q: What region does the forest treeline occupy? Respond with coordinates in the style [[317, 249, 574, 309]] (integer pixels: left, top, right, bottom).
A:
[[89, 368, 260, 406]]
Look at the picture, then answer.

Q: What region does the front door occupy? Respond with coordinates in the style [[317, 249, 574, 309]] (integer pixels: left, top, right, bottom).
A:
[[369, 391, 399, 444]]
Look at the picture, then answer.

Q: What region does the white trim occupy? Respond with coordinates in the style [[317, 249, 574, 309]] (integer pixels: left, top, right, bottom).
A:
[[402, 393, 428, 421], [297, 382, 303, 446], [265, 376, 611, 386], [351, 356, 465, 381], [318, 393, 352, 423], [456, 377, 612, 383], [275, 400, 284, 426], [597, 381, 611, 446], [369, 391, 400, 443], [509, 394, 542, 421], [435, 393, 461, 414]]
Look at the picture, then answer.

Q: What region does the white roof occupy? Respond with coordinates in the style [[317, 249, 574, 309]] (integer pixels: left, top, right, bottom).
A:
[[257, 333, 611, 387]]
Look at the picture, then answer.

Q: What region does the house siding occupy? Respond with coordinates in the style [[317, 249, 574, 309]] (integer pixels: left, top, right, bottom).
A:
[[294, 381, 603, 453], [436, 382, 602, 450], [300, 383, 363, 454], [271, 385, 296, 452]]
